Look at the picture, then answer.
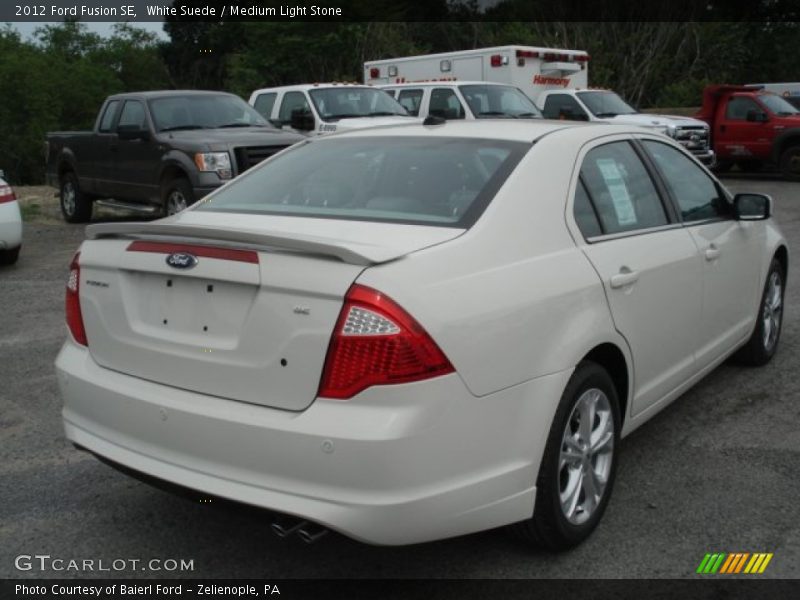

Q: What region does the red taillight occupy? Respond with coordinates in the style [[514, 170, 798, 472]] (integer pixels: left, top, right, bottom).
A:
[[490, 54, 504, 67], [318, 285, 454, 399], [0, 184, 15, 203], [574, 54, 590, 62], [516, 49, 539, 59], [65, 252, 87, 346], [369, 67, 379, 79]]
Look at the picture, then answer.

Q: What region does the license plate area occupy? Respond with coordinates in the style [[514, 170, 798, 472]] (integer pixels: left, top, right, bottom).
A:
[[123, 272, 257, 347]]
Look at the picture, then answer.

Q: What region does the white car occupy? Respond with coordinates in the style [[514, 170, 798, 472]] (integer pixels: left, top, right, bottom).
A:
[[56, 121, 787, 549], [0, 171, 22, 265]]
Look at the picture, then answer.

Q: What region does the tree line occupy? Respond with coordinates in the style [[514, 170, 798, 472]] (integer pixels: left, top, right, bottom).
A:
[[1, 19, 797, 184]]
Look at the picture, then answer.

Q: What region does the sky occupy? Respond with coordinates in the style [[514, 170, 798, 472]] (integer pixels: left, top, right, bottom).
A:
[[7, 20, 168, 41]]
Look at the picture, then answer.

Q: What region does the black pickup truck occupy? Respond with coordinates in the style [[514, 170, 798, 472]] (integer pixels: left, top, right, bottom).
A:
[[46, 91, 305, 222]]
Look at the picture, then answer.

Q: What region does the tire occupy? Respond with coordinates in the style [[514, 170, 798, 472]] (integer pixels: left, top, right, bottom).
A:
[[779, 146, 800, 181], [60, 171, 93, 223], [162, 177, 194, 216], [732, 259, 785, 366], [510, 361, 620, 551], [711, 160, 733, 174], [0, 246, 20, 266]]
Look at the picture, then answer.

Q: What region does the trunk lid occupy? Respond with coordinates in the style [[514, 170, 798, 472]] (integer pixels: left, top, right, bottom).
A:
[[79, 216, 463, 410]]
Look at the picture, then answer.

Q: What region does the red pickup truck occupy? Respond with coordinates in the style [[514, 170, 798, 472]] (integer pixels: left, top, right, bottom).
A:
[[696, 84, 800, 179]]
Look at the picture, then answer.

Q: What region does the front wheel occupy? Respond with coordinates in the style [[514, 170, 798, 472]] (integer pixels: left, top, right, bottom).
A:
[[779, 146, 800, 181], [510, 361, 620, 550], [0, 246, 20, 266], [162, 178, 194, 216], [733, 259, 785, 366], [60, 172, 93, 223]]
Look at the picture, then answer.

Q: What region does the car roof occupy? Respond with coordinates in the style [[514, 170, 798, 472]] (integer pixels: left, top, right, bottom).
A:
[[107, 90, 238, 100], [251, 84, 376, 94], [311, 119, 625, 143], [379, 81, 520, 88]]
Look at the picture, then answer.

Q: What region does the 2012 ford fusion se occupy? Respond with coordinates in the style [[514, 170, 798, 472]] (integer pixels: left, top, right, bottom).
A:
[[56, 120, 788, 550]]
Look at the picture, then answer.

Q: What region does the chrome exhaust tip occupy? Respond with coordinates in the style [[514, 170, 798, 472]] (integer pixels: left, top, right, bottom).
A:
[[270, 516, 308, 538], [297, 524, 329, 544]]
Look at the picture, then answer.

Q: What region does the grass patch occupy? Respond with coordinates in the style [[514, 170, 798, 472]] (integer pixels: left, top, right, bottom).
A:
[[20, 202, 41, 222]]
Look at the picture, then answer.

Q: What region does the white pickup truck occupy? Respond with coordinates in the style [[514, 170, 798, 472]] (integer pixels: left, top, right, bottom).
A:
[[538, 89, 715, 166], [248, 83, 418, 136]]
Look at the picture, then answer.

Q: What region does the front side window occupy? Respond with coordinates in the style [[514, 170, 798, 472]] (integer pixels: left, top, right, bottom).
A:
[[117, 100, 146, 130], [542, 94, 587, 120], [580, 142, 668, 235], [458, 85, 541, 119], [643, 140, 730, 222], [195, 137, 527, 227], [397, 89, 423, 116], [429, 89, 465, 120], [278, 92, 312, 124], [725, 96, 762, 120]]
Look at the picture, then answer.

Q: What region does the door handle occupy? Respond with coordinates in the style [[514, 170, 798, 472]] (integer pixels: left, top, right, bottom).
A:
[[705, 245, 721, 261], [610, 268, 639, 289]]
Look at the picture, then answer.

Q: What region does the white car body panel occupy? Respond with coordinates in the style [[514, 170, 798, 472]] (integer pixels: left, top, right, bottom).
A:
[[0, 176, 22, 251], [56, 120, 788, 545]]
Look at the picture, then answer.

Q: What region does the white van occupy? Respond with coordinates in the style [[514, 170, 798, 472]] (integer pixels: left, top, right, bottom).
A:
[[248, 83, 417, 135]]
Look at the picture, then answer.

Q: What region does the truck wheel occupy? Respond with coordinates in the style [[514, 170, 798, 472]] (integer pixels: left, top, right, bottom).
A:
[[162, 178, 194, 216], [779, 146, 800, 181], [737, 160, 763, 173], [509, 361, 620, 550], [60, 172, 93, 223]]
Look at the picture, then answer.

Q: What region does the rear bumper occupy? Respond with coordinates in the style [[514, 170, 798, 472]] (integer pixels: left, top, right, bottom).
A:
[[56, 340, 570, 545], [0, 201, 23, 249]]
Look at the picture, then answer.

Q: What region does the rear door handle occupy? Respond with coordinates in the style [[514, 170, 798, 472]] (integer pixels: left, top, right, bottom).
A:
[[610, 268, 639, 289], [705, 245, 721, 261]]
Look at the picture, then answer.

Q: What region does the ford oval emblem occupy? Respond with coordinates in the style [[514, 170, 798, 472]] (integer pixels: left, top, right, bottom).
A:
[[166, 252, 198, 269]]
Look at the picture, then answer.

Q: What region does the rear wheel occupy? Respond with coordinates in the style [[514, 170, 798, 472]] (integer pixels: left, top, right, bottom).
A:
[[0, 246, 20, 266], [162, 177, 194, 216], [510, 361, 620, 550], [60, 172, 93, 223], [733, 259, 785, 366], [779, 146, 800, 181]]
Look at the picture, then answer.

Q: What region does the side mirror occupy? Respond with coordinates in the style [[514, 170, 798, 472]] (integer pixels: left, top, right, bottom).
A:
[[117, 125, 150, 141], [289, 109, 315, 132], [746, 109, 768, 123], [734, 193, 772, 220]]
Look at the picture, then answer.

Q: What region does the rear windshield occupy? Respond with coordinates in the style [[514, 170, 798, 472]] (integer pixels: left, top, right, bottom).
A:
[[195, 137, 528, 227]]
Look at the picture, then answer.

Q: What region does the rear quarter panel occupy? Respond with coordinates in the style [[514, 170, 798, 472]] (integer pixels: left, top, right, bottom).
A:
[[358, 128, 623, 398]]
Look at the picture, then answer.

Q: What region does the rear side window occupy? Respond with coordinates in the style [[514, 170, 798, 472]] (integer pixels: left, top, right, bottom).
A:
[[643, 140, 730, 222], [195, 137, 528, 228], [253, 93, 277, 118], [98, 100, 119, 132], [573, 179, 602, 238], [580, 142, 667, 235], [397, 89, 423, 116]]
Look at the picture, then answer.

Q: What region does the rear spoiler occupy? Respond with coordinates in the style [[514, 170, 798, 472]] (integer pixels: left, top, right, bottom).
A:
[[85, 221, 389, 266]]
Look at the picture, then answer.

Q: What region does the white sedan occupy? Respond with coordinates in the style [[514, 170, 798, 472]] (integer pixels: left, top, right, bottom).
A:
[[55, 120, 787, 550], [0, 172, 22, 265]]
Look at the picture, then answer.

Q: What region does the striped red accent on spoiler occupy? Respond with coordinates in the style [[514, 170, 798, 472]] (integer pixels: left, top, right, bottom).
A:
[[126, 241, 259, 264]]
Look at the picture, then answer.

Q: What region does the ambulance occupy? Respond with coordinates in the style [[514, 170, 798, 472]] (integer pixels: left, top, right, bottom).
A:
[[364, 45, 589, 104]]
